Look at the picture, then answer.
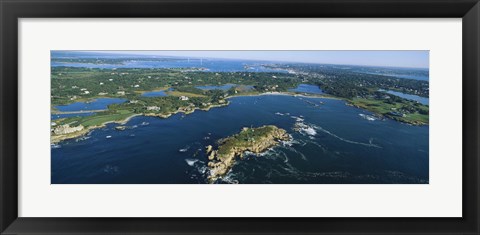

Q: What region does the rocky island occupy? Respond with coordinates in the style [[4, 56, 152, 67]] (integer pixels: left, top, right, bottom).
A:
[[207, 125, 291, 183]]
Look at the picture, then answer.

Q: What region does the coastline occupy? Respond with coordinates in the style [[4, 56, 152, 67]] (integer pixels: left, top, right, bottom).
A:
[[51, 113, 142, 144], [227, 91, 341, 100], [51, 101, 230, 144], [51, 90, 427, 144]]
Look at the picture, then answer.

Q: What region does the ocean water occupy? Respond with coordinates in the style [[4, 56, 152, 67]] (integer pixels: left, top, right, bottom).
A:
[[51, 95, 429, 184], [350, 66, 429, 81], [52, 57, 287, 73]]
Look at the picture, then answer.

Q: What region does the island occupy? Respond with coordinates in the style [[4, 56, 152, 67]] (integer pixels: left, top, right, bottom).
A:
[[206, 125, 291, 183]]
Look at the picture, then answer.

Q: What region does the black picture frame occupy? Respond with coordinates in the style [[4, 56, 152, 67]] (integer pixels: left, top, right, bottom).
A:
[[1, 0, 479, 234]]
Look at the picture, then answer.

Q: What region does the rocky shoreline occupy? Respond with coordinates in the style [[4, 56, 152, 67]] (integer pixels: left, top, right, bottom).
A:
[[144, 101, 229, 118], [51, 114, 141, 144], [51, 102, 230, 144], [206, 125, 291, 183]]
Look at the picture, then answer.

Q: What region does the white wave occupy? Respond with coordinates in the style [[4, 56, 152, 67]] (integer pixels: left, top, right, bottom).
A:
[[291, 116, 305, 122], [185, 158, 199, 166], [75, 136, 91, 142], [199, 166, 207, 174], [359, 113, 376, 121], [294, 122, 317, 136], [304, 140, 327, 152], [281, 145, 307, 161], [221, 172, 239, 184], [280, 135, 295, 146], [51, 144, 61, 149], [179, 145, 190, 152]]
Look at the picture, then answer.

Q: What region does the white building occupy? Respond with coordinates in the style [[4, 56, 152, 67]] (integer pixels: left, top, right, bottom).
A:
[[147, 106, 161, 111]]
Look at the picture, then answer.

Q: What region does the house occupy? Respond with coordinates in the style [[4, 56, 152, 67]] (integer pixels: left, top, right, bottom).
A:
[[179, 96, 189, 101], [147, 106, 160, 111], [117, 91, 126, 95]]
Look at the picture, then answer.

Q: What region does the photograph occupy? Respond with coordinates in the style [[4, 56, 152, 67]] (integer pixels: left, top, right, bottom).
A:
[[50, 50, 429, 184]]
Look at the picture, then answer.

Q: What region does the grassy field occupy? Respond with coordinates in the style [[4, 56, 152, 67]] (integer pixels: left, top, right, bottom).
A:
[[166, 91, 206, 98], [350, 98, 428, 125], [79, 110, 135, 127], [351, 98, 402, 113]]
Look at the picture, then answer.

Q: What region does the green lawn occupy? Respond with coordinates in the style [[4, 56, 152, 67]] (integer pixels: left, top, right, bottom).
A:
[[78, 110, 135, 127], [350, 98, 428, 125]]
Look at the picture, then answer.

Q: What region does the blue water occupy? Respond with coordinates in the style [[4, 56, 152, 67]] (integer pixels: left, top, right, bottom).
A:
[[289, 84, 324, 94], [52, 59, 287, 73], [52, 95, 428, 184], [196, 84, 237, 90], [54, 98, 127, 112], [359, 72, 429, 81], [391, 74, 429, 81], [141, 88, 172, 97], [380, 90, 429, 105], [351, 66, 429, 81]]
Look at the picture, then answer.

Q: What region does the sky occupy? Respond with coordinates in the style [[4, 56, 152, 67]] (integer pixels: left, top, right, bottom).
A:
[[89, 50, 429, 69]]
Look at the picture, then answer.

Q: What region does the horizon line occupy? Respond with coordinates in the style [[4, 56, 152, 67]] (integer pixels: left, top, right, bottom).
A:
[[51, 50, 430, 70]]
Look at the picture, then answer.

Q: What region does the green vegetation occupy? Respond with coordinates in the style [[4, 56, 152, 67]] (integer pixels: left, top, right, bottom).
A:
[[51, 62, 430, 143], [217, 126, 284, 156], [350, 98, 428, 125], [51, 67, 299, 106], [55, 109, 135, 127], [207, 125, 290, 182], [268, 63, 429, 125]]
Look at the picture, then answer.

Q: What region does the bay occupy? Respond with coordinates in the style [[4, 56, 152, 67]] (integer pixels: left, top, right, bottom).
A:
[[51, 95, 429, 184]]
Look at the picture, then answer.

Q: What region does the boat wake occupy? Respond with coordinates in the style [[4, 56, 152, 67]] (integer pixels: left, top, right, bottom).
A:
[[313, 125, 381, 148]]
